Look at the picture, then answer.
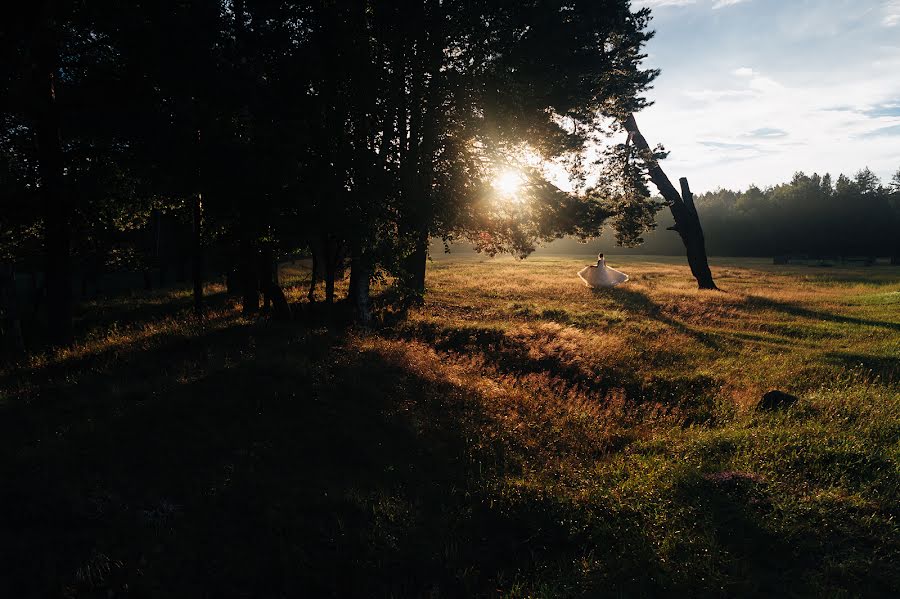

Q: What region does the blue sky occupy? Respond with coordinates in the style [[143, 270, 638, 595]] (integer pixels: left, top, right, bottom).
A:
[[632, 0, 900, 191]]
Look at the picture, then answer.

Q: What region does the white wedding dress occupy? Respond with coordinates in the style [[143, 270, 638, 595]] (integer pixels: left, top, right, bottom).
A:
[[578, 256, 629, 288]]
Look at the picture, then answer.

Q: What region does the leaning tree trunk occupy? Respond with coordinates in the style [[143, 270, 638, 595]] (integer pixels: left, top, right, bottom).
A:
[[623, 114, 718, 290]]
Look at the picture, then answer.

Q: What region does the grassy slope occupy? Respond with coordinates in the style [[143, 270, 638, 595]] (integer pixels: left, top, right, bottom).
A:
[[1, 257, 898, 597]]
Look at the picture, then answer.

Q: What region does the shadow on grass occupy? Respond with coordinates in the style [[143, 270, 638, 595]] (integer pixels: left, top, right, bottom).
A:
[[2, 306, 896, 596], [0, 316, 671, 597], [826, 351, 899, 383], [392, 317, 722, 424], [599, 286, 724, 350], [73, 287, 230, 337], [745, 295, 900, 332], [672, 472, 791, 595]]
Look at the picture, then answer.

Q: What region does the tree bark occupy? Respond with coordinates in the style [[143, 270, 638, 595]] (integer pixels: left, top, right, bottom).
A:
[[347, 253, 372, 326], [402, 231, 428, 301], [623, 114, 718, 290], [33, 31, 74, 345], [398, 2, 442, 300]]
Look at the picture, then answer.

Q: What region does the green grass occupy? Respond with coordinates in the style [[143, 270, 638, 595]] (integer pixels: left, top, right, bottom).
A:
[[1, 256, 898, 597]]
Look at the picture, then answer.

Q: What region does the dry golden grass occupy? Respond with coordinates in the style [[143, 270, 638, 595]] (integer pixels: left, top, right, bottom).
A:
[[404, 255, 899, 399], [364, 255, 900, 594]]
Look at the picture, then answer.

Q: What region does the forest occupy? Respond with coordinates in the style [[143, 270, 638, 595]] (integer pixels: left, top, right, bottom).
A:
[[2, 0, 665, 352], [547, 168, 900, 259]]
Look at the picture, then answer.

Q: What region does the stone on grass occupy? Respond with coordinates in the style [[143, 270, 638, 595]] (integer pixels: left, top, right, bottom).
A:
[[757, 390, 799, 411]]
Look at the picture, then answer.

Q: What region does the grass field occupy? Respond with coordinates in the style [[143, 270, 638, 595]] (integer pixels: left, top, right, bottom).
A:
[[1, 256, 899, 597]]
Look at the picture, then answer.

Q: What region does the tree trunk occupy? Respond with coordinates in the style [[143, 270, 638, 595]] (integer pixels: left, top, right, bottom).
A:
[[33, 34, 74, 345], [0, 264, 25, 358], [403, 230, 428, 301], [315, 235, 343, 305], [158, 261, 166, 288], [307, 251, 318, 303], [260, 244, 282, 315], [623, 114, 718, 290], [324, 262, 336, 305], [191, 125, 204, 315], [347, 254, 372, 326], [239, 236, 259, 315], [267, 282, 291, 321]]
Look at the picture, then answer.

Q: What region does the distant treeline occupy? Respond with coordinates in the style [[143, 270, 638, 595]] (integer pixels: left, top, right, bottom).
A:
[[540, 169, 900, 258]]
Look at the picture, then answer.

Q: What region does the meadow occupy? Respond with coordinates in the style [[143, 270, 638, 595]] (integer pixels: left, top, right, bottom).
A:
[[1, 256, 898, 597]]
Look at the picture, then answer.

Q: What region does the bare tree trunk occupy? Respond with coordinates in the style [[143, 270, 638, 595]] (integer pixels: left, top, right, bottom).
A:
[[623, 114, 718, 290], [33, 31, 74, 345]]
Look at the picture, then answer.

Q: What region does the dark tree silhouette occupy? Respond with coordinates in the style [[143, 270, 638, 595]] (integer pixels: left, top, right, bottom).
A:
[[0, 0, 714, 342], [622, 114, 718, 290]]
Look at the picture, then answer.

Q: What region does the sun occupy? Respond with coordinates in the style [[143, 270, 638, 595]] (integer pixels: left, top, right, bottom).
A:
[[492, 169, 524, 201]]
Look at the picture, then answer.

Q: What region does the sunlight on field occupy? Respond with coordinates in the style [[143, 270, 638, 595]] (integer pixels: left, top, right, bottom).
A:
[[408, 256, 899, 403], [2, 257, 898, 596]]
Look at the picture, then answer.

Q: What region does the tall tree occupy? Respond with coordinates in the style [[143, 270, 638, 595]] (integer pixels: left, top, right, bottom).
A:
[[349, 0, 661, 303]]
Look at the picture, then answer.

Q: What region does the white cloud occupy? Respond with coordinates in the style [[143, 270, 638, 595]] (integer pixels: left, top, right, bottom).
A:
[[629, 1, 900, 190], [684, 88, 756, 101], [635, 0, 750, 10], [639, 63, 900, 189], [636, 0, 752, 8], [747, 74, 782, 93], [885, 1, 900, 26], [712, 0, 750, 8], [635, 0, 697, 7]]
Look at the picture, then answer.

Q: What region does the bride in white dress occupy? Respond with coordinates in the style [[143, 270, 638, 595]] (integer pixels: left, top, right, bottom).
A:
[[578, 253, 629, 288]]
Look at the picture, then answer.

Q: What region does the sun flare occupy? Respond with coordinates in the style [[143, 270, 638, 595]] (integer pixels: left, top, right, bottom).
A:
[[491, 169, 524, 201]]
